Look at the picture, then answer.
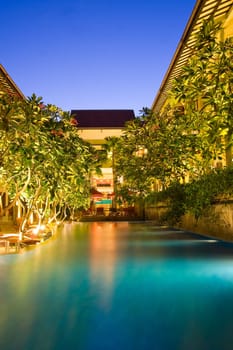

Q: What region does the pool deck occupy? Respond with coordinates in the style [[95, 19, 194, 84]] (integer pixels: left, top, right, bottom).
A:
[[0, 220, 52, 255]]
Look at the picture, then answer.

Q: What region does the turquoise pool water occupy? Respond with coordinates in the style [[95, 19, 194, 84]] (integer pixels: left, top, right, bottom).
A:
[[1, 222, 233, 350]]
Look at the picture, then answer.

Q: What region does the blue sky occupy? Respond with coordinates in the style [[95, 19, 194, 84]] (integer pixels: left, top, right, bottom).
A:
[[2, 0, 196, 115]]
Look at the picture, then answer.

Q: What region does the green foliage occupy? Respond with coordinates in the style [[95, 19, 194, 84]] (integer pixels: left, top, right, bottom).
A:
[[147, 167, 233, 224], [184, 167, 233, 218], [111, 18, 233, 208], [170, 18, 233, 168], [147, 182, 186, 225], [0, 93, 100, 230]]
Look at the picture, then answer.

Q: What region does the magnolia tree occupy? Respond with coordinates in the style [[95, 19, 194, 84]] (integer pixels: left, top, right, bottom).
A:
[[0, 93, 101, 238]]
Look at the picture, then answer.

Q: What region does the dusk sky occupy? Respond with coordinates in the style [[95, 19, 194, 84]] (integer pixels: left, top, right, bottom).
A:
[[2, 0, 196, 115]]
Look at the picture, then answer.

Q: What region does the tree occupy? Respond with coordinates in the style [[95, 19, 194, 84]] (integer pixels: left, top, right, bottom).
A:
[[0, 93, 101, 238], [109, 111, 156, 209], [170, 18, 233, 175]]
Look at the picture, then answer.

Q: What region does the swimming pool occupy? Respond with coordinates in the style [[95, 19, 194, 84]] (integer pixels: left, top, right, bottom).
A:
[[1, 221, 233, 350]]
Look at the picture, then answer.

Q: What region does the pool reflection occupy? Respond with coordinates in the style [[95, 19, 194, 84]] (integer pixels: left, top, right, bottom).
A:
[[1, 222, 233, 350]]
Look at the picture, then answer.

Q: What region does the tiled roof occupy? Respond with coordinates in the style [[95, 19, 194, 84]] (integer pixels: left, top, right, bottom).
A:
[[71, 109, 135, 128], [0, 64, 25, 99], [151, 0, 233, 113]]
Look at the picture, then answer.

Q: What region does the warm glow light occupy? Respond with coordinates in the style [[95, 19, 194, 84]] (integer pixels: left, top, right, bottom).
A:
[[30, 213, 34, 224], [32, 227, 39, 235], [32, 224, 46, 235]]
